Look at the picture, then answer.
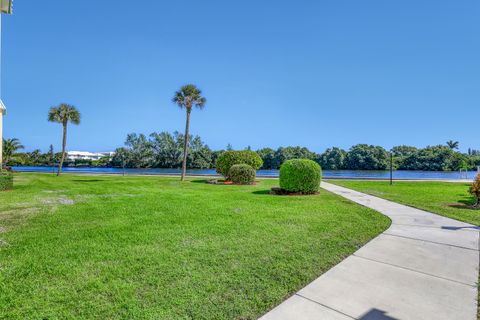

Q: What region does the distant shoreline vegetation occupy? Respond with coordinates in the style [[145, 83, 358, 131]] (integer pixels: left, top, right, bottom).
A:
[[3, 133, 480, 171]]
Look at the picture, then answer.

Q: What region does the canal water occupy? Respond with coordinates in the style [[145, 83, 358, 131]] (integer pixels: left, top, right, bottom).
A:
[[12, 166, 478, 180]]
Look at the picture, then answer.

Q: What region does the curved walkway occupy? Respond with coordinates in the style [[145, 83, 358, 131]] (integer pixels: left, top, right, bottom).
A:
[[260, 182, 479, 320]]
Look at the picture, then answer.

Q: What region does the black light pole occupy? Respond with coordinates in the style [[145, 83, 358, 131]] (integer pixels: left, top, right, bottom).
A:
[[122, 155, 125, 177], [390, 152, 393, 185]]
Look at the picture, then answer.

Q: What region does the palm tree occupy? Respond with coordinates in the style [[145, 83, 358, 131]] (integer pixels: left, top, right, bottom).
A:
[[172, 84, 206, 181], [446, 140, 459, 150], [48, 103, 81, 176], [2, 138, 24, 166]]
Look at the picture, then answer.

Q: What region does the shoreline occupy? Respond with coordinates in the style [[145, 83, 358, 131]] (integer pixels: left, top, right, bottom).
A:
[[11, 169, 474, 182]]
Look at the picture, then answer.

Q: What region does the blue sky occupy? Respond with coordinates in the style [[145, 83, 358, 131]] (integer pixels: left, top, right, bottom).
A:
[[2, 1, 479, 153]]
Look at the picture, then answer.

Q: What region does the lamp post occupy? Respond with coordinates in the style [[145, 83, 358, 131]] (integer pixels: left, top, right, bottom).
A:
[[390, 151, 393, 185], [0, 0, 12, 168]]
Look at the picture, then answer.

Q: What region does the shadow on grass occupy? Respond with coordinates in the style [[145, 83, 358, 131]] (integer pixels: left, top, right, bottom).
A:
[[72, 179, 105, 183], [7, 184, 29, 191], [252, 189, 322, 197], [252, 190, 271, 195], [445, 196, 480, 210], [447, 203, 480, 211], [190, 179, 211, 184]]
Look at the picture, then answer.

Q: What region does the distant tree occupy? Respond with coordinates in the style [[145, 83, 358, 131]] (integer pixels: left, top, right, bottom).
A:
[[400, 145, 460, 171], [48, 144, 55, 166], [226, 143, 233, 151], [149, 131, 183, 168], [187, 135, 213, 169], [111, 147, 130, 168], [473, 156, 480, 168], [345, 144, 389, 170], [54, 152, 64, 163], [256, 148, 276, 169], [172, 84, 206, 181], [2, 138, 24, 165], [74, 158, 92, 167], [149, 131, 212, 169], [211, 150, 224, 167], [5, 152, 30, 166], [318, 147, 347, 170], [97, 156, 111, 167], [273, 146, 318, 169], [458, 160, 469, 171], [391, 145, 418, 158], [469, 149, 480, 156], [48, 103, 81, 175], [469, 174, 480, 207], [28, 149, 42, 165], [391, 145, 418, 169], [446, 140, 459, 150], [124, 133, 153, 168]]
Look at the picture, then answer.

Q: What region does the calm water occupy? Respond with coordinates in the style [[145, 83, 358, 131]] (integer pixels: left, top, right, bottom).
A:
[[12, 166, 478, 180]]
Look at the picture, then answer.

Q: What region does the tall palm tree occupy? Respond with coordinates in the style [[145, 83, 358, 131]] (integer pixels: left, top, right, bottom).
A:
[[172, 84, 206, 181], [446, 140, 459, 150], [48, 103, 81, 176], [2, 138, 24, 166]]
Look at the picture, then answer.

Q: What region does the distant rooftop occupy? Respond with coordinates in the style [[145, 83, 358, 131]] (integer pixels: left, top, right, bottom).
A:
[[67, 151, 115, 160]]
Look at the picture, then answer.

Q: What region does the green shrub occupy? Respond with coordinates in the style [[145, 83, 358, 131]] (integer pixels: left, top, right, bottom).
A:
[[279, 159, 322, 194], [216, 150, 263, 179], [229, 164, 256, 185], [0, 172, 13, 191], [470, 174, 480, 207]]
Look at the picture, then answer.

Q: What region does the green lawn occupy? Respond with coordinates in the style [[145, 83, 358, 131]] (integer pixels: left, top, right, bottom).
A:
[[329, 180, 479, 226], [0, 173, 389, 319]]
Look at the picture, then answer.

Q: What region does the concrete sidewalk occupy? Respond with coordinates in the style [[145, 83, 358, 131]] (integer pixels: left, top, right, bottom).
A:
[[260, 182, 479, 320]]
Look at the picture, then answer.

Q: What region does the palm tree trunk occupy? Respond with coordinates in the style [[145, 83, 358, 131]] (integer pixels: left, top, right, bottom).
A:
[[57, 123, 67, 176], [181, 109, 191, 181]]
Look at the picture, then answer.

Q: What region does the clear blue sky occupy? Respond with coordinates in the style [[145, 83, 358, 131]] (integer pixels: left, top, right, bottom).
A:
[[2, 1, 479, 153]]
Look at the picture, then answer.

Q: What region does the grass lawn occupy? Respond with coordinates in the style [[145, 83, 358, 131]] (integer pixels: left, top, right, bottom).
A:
[[0, 173, 389, 319], [329, 180, 479, 226]]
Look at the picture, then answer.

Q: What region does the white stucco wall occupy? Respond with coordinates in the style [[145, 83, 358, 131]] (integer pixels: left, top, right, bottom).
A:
[[0, 111, 3, 166]]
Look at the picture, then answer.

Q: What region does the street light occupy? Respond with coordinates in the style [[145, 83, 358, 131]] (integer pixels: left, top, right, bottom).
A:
[[0, 0, 12, 168], [389, 151, 393, 185]]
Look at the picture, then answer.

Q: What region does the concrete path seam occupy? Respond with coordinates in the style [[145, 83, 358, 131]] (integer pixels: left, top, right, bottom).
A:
[[391, 223, 480, 232], [352, 254, 477, 288], [294, 294, 357, 320], [383, 232, 480, 251], [260, 182, 479, 320]]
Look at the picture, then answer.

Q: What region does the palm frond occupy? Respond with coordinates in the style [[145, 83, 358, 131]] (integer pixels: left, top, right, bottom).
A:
[[48, 103, 81, 125], [172, 84, 206, 110]]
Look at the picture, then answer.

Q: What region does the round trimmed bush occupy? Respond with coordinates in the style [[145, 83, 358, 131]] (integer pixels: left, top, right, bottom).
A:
[[216, 150, 263, 179], [279, 159, 322, 194], [0, 172, 13, 191], [229, 164, 256, 185]]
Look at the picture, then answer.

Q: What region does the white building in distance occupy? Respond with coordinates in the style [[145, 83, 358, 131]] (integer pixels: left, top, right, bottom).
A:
[[67, 151, 115, 161]]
